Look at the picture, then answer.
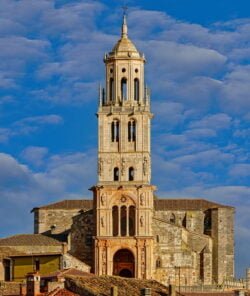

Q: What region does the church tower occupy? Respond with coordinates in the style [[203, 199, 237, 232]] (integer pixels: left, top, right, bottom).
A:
[[92, 14, 155, 279]]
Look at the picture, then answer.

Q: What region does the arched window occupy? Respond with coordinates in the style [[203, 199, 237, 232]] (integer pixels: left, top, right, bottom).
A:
[[128, 120, 136, 142], [121, 206, 127, 236], [134, 78, 139, 101], [114, 167, 119, 181], [112, 206, 118, 236], [121, 78, 127, 100], [129, 167, 134, 181], [156, 235, 160, 243], [156, 257, 161, 268], [182, 214, 187, 228], [111, 120, 119, 142], [109, 78, 114, 101], [129, 206, 135, 236], [170, 213, 176, 224], [200, 250, 204, 280], [204, 210, 212, 235]]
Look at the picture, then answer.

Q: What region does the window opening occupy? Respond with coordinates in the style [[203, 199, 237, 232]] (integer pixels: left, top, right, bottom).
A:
[[109, 78, 114, 101], [129, 206, 135, 236], [134, 78, 139, 101], [121, 206, 127, 236], [170, 213, 176, 224], [112, 206, 119, 236], [129, 167, 134, 181], [121, 78, 127, 100], [156, 257, 161, 268], [35, 259, 40, 271], [111, 120, 119, 142], [128, 120, 136, 142], [114, 167, 119, 181]]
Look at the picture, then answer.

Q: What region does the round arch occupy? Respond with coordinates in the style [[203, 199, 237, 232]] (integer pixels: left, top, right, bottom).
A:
[[109, 193, 136, 208], [113, 249, 135, 278]]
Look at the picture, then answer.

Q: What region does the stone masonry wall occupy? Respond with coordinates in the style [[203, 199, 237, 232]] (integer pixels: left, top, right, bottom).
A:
[[152, 217, 198, 286], [34, 209, 83, 235], [152, 209, 213, 286], [63, 253, 91, 272], [154, 210, 205, 235], [70, 210, 94, 268], [212, 207, 234, 284]]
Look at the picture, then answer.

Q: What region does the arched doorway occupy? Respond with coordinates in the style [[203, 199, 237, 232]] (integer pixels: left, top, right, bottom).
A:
[[113, 249, 135, 278]]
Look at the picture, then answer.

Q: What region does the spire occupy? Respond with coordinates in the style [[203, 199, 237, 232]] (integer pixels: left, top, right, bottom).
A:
[[121, 8, 128, 38]]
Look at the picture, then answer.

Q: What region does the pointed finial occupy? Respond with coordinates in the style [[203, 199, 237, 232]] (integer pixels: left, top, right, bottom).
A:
[[121, 6, 128, 38]]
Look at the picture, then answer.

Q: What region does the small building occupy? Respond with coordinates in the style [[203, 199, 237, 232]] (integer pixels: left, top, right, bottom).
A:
[[0, 234, 65, 281]]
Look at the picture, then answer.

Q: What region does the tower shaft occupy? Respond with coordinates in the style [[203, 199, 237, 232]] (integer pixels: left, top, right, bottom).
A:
[[92, 15, 155, 279]]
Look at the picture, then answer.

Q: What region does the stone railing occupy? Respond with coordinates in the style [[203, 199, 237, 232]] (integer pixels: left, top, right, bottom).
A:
[[177, 278, 246, 293]]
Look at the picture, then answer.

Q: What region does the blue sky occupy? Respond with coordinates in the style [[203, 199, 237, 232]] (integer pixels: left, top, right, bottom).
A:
[[0, 0, 250, 277]]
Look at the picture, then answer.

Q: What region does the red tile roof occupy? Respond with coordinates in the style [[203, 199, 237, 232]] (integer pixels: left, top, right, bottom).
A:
[[179, 292, 236, 296], [42, 268, 94, 279], [46, 288, 79, 296], [154, 198, 233, 210], [0, 234, 62, 246], [32, 198, 233, 212], [32, 199, 93, 211]]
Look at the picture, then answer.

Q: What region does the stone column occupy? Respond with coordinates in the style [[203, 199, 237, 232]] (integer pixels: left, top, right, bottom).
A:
[[126, 206, 129, 236], [246, 268, 250, 290], [169, 285, 176, 296], [141, 288, 151, 296], [111, 286, 118, 296], [118, 207, 121, 236]]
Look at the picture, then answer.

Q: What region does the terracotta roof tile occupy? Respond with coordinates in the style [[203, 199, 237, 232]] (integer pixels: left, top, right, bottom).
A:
[[46, 288, 79, 296], [33, 199, 93, 211], [32, 198, 232, 213], [65, 275, 169, 296], [154, 198, 233, 211], [179, 293, 235, 296], [42, 268, 94, 279], [0, 234, 62, 246]]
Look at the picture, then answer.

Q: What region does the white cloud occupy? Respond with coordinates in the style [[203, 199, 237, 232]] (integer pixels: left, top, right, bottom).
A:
[[21, 146, 49, 167], [143, 40, 227, 79], [0, 114, 63, 143], [172, 149, 234, 168], [0, 150, 96, 236], [221, 65, 250, 115], [16, 114, 63, 125], [229, 164, 250, 178], [189, 113, 232, 130]]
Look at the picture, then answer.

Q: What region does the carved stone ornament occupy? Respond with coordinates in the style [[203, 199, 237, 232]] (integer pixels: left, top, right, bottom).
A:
[[121, 195, 127, 203], [98, 158, 103, 176], [101, 193, 106, 206], [102, 248, 106, 274], [101, 217, 104, 227], [121, 157, 125, 176], [140, 193, 144, 206], [143, 157, 148, 176], [140, 215, 144, 227]]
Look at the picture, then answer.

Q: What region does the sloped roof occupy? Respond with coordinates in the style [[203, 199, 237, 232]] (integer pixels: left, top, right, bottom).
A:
[[154, 198, 233, 211], [65, 275, 169, 296], [179, 292, 236, 296], [112, 37, 138, 54], [33, 198, 232, 213], [46, 287, 79, 296], [32, 199, 93, 211], [0, 234, 62, 246], [42, 268, 94, 279]]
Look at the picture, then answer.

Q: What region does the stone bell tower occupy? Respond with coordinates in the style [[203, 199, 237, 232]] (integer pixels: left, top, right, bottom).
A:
[[92, 14, 155, 279]]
